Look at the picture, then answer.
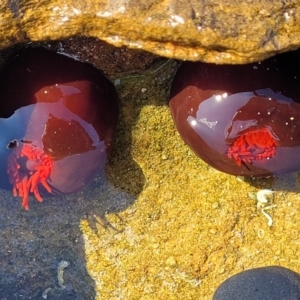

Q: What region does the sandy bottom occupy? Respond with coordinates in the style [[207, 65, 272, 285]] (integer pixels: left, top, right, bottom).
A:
[[80, 67, 300, 299]]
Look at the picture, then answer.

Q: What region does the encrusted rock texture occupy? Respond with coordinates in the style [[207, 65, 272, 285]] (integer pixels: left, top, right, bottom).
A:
[[1, 0, 300, 64]]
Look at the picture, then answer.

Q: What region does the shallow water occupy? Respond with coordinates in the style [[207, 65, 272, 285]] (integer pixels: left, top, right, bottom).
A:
[[1, 58, 300, 299]]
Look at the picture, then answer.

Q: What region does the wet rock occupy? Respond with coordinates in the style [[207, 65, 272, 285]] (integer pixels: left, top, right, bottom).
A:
[[213, 266, 300, 300], [1, 0, 300, 63]]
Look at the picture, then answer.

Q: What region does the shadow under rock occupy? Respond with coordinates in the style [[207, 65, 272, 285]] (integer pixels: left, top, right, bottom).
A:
[[0, 170, 136, 300]]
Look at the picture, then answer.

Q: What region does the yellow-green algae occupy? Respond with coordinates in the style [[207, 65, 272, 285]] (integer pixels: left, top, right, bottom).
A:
[[80, 62, 300, 299]]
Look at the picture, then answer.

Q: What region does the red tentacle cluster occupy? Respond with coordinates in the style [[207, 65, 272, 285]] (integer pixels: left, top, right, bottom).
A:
[[227, 128, 278, 166], [7, 144, 53, 210]]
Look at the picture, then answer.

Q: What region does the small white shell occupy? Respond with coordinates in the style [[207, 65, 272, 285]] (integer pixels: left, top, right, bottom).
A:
[[256, 189, 274, 203]]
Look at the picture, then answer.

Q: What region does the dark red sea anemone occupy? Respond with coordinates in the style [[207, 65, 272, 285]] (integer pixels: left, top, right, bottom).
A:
[[169, 51, 300, 176], [0, 48, 119, 209]]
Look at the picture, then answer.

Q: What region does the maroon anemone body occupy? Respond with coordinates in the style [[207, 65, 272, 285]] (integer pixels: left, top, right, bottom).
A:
[[169, 51, 300, 176], [0, 48, 119, 209]]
